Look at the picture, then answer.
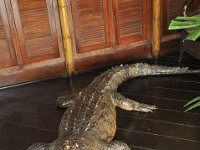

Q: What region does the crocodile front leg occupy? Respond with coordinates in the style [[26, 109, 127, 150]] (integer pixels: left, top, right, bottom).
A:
[[103, 140, 131, 150], [27, 143, 50, 150], [108, 91, 157, 112]]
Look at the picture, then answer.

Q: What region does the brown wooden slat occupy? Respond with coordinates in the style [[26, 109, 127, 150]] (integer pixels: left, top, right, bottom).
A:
[[114, 0, 148, 45], [0, 60, 66, 87], [18, 0, 46, 11], [25, 37, 54, 58], [71, 0, 111, 53], [20, 9, 50, 27]]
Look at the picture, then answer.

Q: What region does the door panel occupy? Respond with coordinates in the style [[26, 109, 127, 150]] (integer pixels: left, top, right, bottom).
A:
[[0, 0, 65, 87], [0, 0, 17, 69], [71, 0, 111, 53], [113, 0, 148, 45], [72, 0, 151, 71], [12, 0, 59, 64]]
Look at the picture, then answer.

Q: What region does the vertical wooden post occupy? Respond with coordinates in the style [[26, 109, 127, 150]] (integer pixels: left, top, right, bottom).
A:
[[152, 0, 161, 57], [58, 0, 74, 75]]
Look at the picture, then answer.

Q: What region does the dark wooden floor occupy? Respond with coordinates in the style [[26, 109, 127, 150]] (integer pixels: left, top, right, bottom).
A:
[[0, 52, 200, 150]]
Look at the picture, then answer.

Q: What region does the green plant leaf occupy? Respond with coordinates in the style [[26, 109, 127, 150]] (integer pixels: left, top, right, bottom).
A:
[[168, 20, 200, 30], [175, 16, 200, 22], [185, 26, 200, 41], [184, 96, 200, 107], [184, 101, 200, 112]]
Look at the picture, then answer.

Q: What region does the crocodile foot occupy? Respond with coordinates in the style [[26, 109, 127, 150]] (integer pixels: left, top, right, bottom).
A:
[[27, 143, 50, 150], [135, 103, 157, 112], [105, 140, 131, 150]]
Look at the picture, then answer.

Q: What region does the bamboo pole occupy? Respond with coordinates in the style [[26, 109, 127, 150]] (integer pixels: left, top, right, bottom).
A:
[[152, 0, 161, 57], [58, 0, 74, 75]]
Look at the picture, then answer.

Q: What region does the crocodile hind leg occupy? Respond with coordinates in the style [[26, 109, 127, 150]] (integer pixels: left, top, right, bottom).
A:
[[109, 91, 157, 112], [103, 140, 131, 150]]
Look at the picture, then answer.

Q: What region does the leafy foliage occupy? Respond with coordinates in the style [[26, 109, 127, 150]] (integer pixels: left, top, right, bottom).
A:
[[184, 96, 200, 112], [168, 15, 200, 41]]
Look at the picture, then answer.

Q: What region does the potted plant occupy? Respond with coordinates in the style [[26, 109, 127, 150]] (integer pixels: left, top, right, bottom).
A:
[[168, 0, 200, 111], [169, 14, 200, 111], [168, 15, 200, 41], [168, 0, 200, 61]]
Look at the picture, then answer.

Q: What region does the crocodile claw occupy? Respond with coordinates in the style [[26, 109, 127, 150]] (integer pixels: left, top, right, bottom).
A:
[[135, 103, 157, 112]]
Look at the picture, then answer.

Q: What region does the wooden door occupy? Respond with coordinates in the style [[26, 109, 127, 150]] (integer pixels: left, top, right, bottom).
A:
[[113, 0, 148, 46], [70, 0, 150, 71], [71, 0, 111, 53], [0, 0, 17, 70], [0, 0, 65, 87], [12, 0, 60, 64]]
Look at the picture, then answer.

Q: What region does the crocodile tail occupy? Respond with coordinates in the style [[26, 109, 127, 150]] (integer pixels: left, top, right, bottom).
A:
[[103, 63, 200, 92], [129, 63, 200, 76]]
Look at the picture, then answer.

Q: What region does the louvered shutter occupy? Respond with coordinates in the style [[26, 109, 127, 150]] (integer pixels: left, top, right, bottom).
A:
[[13, 0, 59, 64], [113, 0, 148, 45], [0, 0, 65, 87], [71, 0, 111, 53], [0, 1, 17, 69], [163, 0, 186, 35]]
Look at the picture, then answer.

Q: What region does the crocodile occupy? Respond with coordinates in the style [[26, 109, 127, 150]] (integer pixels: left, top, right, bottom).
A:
[[27, 63, 199, 150]]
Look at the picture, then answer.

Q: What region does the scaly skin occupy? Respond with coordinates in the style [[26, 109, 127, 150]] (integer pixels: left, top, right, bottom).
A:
[[27, 63, 200, 150]]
